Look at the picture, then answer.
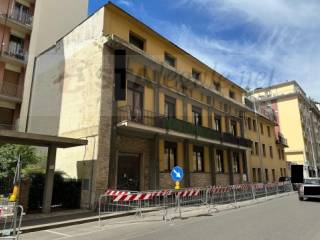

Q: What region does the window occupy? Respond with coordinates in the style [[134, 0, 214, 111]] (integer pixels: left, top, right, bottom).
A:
[[216, 150, 224, 173], [255, 142, 259, 155], [252, 168, 257, 182], [127, 82, 143, 122], [192, 69, 201, 80], [267, 126, 271, 137], [258, 168, 262, 182], [0, 107, 14, 127], [165, 96, 176, 118], [253, 120, 257, 131], [192, 106, 202, 126], [129, 32, 145, 50], [3, 70, 20, 97], [8, 35, 24, 57], [260, 123, 264, 134], [12, 2, 31, 24], [229, 90, 235, 99], [164, 52, 176, 68], [280, 168, 283, 177], [283, 168, 287, 176], [269, 146, 273, 158], [282, 150, 285, 160], [247, 118, 252, 130], [272, 169, 276, 182], [262, 144, 266, 157], [193, 146, 204, 172], [214, 115, 221, 132], [214, 81, 221, 92], [265, 169, 269, 182], [232, 152, 240, 173], [164, 142, 177, 171], [230, 120, 237, 136]]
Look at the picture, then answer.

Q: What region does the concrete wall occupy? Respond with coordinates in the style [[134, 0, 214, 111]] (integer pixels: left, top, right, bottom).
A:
[[26, 9, 106, 208], [19, 0, 89, 131]]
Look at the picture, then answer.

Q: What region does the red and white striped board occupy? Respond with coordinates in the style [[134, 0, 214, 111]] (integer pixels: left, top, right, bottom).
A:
[[254, 183, 265, 190], [211, 186, 230, 193], [112, 192, 156, 202], [233, 184, 250, 191], [105, 190, 131, 197], [176, 189, 200, 198]]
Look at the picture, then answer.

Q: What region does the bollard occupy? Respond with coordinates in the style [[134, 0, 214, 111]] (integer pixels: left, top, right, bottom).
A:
[[232, 186, 237, 208], [251, 184, 256, 200], [265, 184, 268, 200]]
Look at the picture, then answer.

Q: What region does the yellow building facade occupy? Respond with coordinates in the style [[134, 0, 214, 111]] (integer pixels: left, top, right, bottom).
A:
[[25, 3, 290, 209], [252, 81, 320, 178], [244, 102, 288, 182]]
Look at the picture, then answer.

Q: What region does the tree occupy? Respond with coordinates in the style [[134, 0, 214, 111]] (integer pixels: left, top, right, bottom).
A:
[[0, 144, 41, 179]]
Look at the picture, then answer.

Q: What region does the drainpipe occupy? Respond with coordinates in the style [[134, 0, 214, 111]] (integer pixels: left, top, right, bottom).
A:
[[308, 109, 318, 178], [252, 92, 265, 183]]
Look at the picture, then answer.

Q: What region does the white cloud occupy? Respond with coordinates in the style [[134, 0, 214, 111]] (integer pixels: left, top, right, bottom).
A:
[[163, 0, 320, 99], [117, 0, 133, 7]]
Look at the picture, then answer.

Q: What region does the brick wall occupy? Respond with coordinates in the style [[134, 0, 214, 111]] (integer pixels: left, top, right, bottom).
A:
[[190, 173, 211, 187], [159, 173, 173, 189], [93, 46, 114, 204], [233, 174, 242, 184], [216, 174, 230, 186], [116, 135, 151, 190]]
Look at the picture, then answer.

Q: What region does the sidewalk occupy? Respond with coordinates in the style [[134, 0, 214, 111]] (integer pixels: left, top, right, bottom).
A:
[[21, 191, 296, 233], [21, 209, 134, 233]]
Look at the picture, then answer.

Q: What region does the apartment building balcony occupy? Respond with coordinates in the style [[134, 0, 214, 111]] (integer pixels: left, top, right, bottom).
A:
[[276, 132, 288, 147], [0, 48, 28, 67], [0, 81, 22, 102], [117, 106, 252, 149], [0, 9, 33, 33], [0, 123, 16, 130]]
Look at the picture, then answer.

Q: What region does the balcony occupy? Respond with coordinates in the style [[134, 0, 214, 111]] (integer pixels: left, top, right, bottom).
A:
[[0, 9, 33, 33], [0, 81, 21, 100], [117, 106, 252, 149], [0, 48, 28, 66], [0, 124, 16, 130], [276, 133, 288, 147]]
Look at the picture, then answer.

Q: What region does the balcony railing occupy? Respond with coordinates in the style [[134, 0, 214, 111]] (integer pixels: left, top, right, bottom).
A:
[[2, 47, 27, 63], [0, 124, 15, 130], [0, 81, 20, 98], [117, 106, 252, 148], [8, 9, 33, 26], [276, 133, 288, 147]]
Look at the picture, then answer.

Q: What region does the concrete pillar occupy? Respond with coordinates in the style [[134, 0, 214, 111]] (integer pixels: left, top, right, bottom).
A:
[[227, 150, 234, 185], [208, 107, 213, 129], [210, 145, 216, 185], [240, 112, 245, 137], [42, 146, 57, 213], [183, 140, 190, 187], [149, 134, 159, 189]]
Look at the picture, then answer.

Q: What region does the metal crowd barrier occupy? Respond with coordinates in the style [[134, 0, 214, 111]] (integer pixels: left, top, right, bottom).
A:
[[0, 197, 24, 240], [98, 182, 293, 224]]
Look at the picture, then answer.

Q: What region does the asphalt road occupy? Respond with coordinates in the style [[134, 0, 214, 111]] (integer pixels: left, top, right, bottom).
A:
[[21, 194, 320, 240]]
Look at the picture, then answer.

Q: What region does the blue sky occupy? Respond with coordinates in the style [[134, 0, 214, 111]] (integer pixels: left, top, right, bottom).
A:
[[88, 0, 320, 100]]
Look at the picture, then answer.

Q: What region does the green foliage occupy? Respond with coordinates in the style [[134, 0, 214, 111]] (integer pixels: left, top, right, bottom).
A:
[[0, 144, 41, 178]]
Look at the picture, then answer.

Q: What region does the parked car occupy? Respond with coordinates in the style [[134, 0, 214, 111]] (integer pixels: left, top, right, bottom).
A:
[[298, 178, 320, 201]]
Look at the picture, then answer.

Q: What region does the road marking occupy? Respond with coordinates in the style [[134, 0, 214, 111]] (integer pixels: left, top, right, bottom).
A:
[[45, 230, 72, 237]]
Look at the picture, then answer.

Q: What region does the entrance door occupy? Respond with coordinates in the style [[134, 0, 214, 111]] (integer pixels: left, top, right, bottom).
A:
[[117, 153, 140, 191]]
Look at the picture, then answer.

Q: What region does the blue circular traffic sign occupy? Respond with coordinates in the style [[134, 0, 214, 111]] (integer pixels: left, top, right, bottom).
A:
[[170, 166, 184, 182]]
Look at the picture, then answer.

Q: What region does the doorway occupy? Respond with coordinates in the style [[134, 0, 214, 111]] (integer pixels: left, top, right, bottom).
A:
[[117, 153, 141, 191]]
